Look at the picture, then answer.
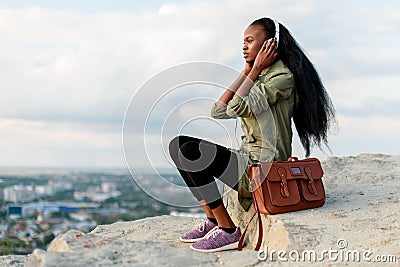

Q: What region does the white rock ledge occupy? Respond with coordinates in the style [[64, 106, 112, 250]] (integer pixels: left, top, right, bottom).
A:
[[2, 154, 399, 266], [26, 216, 260, 267]]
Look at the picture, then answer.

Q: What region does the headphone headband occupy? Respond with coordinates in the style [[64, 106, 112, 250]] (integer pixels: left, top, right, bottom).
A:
[[272, 18, 280, 48]]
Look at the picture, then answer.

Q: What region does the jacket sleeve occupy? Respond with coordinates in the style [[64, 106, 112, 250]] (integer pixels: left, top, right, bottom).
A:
[[210, 103, 235, 119], [226, 72, 294, 118]]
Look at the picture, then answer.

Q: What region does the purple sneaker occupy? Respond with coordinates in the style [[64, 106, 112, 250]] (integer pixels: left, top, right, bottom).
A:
[[180, 219, 218, 243], [190, 226, 241, 252]]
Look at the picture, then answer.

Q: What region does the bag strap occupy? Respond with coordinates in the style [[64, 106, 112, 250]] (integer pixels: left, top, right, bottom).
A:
[[237, 208, 256, 251], [238, 168, 264, 251]]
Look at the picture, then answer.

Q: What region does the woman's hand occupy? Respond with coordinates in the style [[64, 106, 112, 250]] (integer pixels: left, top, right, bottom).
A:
[[252, 38, 277, 75], [233, 38, 277, 98]]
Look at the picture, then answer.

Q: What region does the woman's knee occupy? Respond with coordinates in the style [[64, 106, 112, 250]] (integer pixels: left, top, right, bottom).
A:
[[182, 139, 202, 156], [168, 135, 196, 161], [169, 136, 203, 168]]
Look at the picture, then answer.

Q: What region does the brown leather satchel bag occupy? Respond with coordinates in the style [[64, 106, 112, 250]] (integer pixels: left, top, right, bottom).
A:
[[238, 157, 325, 251]]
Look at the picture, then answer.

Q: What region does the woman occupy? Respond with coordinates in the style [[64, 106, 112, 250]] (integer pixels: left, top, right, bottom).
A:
[[169, 17, 335, 252]]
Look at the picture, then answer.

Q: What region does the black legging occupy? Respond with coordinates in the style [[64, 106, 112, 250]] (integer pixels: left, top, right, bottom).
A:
[[169, 135, 239, 209]]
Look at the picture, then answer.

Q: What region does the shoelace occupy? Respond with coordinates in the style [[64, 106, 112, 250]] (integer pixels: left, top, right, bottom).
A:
[[203, 227, 222, 240], [192, 220, 207, 232]]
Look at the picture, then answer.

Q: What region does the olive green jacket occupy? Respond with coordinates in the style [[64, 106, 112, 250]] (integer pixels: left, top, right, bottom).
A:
[[210, 60, 295, 211]]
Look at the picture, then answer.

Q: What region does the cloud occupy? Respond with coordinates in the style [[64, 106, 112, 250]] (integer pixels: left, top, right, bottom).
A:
[[0, 118, 123, 167], [292, 113, 400, 158], [326, 114, 400, 156], [326, 74, 400, 110], [0, 0, 399, 166], [0, 1, 399, 122]]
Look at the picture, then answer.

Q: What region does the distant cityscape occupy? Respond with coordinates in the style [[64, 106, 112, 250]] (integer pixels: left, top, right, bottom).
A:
[[0, 168, 204, 255]]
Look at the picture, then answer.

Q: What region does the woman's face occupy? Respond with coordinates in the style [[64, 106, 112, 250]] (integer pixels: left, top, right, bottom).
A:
[[243, 25, 267, 63]]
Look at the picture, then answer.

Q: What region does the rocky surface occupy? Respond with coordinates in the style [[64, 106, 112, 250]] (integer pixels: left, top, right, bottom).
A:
[[2, 154, 399, 266], [26, 216, 260, 267], [0, 255, 29, 267]]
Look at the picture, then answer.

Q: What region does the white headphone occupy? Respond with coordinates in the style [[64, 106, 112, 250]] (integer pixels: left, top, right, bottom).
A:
[[272, 18, 280, 48]]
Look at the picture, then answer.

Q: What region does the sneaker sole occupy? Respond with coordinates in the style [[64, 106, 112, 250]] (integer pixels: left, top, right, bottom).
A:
[[189, 241, 239, 253], [179, 236, 203, 243]]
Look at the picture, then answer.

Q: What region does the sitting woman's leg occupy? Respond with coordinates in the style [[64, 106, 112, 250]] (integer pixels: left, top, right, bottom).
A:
[[169, 135, 238, 229]]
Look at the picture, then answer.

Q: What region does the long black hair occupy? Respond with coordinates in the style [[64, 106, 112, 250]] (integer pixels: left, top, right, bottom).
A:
[[250, 18, 335, 157]]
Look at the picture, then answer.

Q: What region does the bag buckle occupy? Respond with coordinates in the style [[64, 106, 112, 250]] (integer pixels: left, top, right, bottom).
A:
[[305, 166, 318, 196], [248, 163, 262, 192], [249, 178, 256, 192], [277, 167, 290, 198]]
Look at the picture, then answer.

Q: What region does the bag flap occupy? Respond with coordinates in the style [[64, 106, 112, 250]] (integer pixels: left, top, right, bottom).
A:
[[259, 158, 323, 182]]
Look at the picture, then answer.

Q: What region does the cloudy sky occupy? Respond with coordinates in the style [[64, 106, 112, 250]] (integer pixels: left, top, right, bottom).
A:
[[0, 0, 399, 168]]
